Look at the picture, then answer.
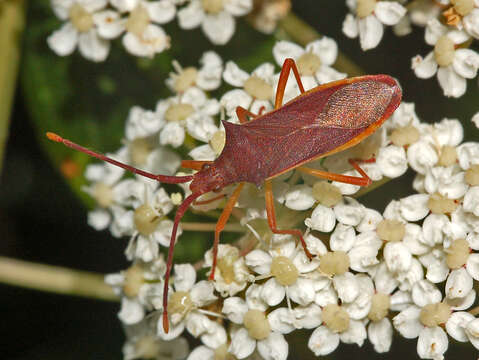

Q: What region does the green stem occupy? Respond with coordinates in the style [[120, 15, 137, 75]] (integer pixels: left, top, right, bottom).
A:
[[0, 0, 25, 173], [0, 256, 118, 301], [181, 221, 244, 232]]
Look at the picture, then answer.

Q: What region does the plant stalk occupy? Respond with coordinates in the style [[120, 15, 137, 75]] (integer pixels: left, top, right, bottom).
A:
[[0, 256, 118, 301], [0, 0, 25, 173]]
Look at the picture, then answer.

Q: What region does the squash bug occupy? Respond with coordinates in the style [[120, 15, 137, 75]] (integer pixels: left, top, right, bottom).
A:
[[47, 58, 402, 333]]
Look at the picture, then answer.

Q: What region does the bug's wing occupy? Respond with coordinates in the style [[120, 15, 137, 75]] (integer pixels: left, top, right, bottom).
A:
[[220, 75, 401, 183], [244, 75, 401, 135]]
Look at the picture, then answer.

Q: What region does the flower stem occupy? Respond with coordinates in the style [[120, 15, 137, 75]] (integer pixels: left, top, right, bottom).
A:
[[0, 256, 118, 301], [181, 222, 244, 232], [278, 12, 365, 76], [0, 0, 25, 173]]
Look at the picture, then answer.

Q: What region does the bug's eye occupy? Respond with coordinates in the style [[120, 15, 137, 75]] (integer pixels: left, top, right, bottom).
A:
[[202, 163, 211, 170], [213, 184, 222, 192]]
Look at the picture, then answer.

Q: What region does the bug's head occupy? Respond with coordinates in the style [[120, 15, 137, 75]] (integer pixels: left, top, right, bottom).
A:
[[189, 163, 226, 195]]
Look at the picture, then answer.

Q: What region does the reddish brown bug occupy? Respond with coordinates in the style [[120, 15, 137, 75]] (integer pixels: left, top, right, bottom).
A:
[[47, 58, 402, 333]]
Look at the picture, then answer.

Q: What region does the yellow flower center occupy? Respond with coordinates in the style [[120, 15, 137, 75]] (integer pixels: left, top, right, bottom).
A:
[[427, 193, 458, 215], [312, 181, 342, 207], [123, 264, 144, 298], [202, 0, 224, 14], [390, 124, 420, 147], [168, 291, 193, 316], [322, 304, 350, 333], [270, 255, 299, 286], [356, 0, 377, 18], [126, 4, 150, 37], [129, 138, 153, 166], [165, 103, 195, 122], [69, 3, 94, 32], [437, 145, 457, 167], [434, 36, 455, 67], [243, 75, 273, 100], [297, 52, 322, 76], [319, 251, 350, 276], [92, 182, 114, 208], [134, 204, 161, 236], [376, 219, 405, 242], [174, 67, 198, 93], [368, 293, 390, 322], [243, 309, 271, 340], [419, 302, 451, 327], [445, 238, 470, 269]]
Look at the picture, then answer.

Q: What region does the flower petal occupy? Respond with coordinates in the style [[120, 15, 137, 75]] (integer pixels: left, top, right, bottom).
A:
[[375, 1, 406, 26], [202, 12, 235, 45], [358, 15, 384, 51], [437, 66, 467, 98]]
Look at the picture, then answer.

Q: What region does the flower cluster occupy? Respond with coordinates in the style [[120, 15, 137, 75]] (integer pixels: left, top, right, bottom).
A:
[[72, 39, 479, 359], [46, 0, 257, 61], [343, 0, 479, 98]]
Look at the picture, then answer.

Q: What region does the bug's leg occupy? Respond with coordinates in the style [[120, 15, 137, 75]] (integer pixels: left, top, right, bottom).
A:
[[264, 180, 313, 259], [298, 159, 372, 186], [209, 182, 245, 280], [181, 160, 214, 171], [236, 107, 260, 124], [275, 58, 306, 109]]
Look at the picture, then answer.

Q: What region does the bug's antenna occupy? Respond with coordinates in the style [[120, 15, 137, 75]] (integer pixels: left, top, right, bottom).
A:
[[162, 191, 203, 333], [46, 132, 194, 184]]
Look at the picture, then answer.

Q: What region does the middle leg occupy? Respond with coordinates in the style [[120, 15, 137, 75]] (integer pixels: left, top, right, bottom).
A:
[[264, 179, 313, 259]]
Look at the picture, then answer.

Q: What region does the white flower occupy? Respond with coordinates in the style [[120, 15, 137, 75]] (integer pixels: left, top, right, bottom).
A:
[[154, 264, 220, 342], [125, 106, 165, 140], [156, 87, 221, 148], [442, 0, 479, 39], [177, 0, 253, 45], [343, 0, 407, 50], [106, 260, 166, 325], [111, 0, 175, 57], [272, 39, 346, 103], [223, 296, 289, 360], [166, 51, 223, 93], [47, 0, 115, 61], [308, 304, 367, 355], [83, 147, 145, 233], [204, 244, 254, 296], [411, 19, 479, 97], [123, 184, 179, 262], [244, 236, 320, 307], [221, 61, 275, 121], [122, 318, 189, 360]]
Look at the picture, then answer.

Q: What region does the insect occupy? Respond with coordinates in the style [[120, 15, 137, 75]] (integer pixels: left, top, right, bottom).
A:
[[47, 58, 402, 333]]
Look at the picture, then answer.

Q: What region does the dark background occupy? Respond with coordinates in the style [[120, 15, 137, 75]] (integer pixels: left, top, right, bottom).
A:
[[1, 0, 478, 359]]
